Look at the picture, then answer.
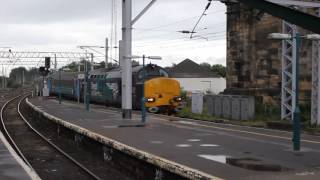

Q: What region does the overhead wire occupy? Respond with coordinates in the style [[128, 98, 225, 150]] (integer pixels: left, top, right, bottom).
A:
[[133, 9, 224, 33], [190, 0, 213, 39], [133, 26, 226, 47], [133, 22, 226, 42], [134, 35, 225, 50], [133, 31, 225, 48]]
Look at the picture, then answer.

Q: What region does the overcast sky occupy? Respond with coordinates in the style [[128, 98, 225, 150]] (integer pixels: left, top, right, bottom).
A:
[[0, 0, 226, 69]]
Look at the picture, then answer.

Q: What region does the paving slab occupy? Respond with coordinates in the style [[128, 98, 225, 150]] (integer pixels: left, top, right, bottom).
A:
[[0, 129, 38, 180], [28, 97, 320, 180]]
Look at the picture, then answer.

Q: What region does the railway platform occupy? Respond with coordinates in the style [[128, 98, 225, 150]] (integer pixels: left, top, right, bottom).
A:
[[0, 136, 38, 180], [28, 97, 320, 180]]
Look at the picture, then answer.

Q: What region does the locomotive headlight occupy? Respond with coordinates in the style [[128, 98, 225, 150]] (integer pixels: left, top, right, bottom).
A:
[[146, 97, 155, 102], [174, 97, 182, 102]]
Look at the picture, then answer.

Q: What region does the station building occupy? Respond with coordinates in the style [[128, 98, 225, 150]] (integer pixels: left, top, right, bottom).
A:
[[168, 59, 226, 94]]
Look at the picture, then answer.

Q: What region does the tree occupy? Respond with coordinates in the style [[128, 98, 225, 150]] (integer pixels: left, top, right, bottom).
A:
[[61, 61, 80, 72], [199, 62, 211, 70], [199, 62, 226, 77], [61, 60, 94, 72], [132, 60, 139, 66], [9, 67, 27, 85], [98, 61, 119, 69], [211, 64, 226, 78], [7, 67, 40, 88]]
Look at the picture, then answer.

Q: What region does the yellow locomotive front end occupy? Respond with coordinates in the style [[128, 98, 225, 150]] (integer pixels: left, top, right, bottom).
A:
[[144, 77, 182, 113]]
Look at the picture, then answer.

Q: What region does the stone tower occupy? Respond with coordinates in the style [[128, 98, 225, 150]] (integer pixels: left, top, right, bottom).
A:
[[224, 2, 316, 105]]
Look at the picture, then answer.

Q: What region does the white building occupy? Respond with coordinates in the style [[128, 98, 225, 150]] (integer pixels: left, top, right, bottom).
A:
[[169, 59, 226, 94]]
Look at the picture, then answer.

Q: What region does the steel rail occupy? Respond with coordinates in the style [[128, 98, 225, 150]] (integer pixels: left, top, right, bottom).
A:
[[0, 94, 34, 168], [17, 95, 102, 180]]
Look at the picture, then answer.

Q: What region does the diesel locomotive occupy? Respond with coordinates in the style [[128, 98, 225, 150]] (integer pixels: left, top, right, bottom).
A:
[[45, 64, 183, 113]]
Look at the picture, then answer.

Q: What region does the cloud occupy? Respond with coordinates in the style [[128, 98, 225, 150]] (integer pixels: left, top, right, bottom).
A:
[[0, 0, 227, 69], [0, 0, 110, 24]]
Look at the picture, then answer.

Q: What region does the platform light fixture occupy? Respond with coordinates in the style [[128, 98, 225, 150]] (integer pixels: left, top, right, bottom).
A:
[[306, 34, 320, 40], [268, 33, 292, 40]]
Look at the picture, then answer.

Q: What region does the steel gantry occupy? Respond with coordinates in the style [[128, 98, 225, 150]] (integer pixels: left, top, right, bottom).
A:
[[281, 22, 298, 120], [234, 0, 320, 34], [0, 51, 90, 59], [0, 50, 98, 70]]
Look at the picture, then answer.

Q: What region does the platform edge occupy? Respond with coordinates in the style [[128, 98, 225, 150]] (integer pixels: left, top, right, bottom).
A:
[[26, 98, 223, 180]]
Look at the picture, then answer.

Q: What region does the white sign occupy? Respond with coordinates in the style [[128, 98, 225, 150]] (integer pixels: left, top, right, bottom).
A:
[[78, 74, 85, 79]]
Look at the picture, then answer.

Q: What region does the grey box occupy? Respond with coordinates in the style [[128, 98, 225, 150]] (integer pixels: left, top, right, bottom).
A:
[[222, 95, 232, 119], [240, 96, 255, 120], [214, 96, 223, 117], [231, 96, 241, 120], [206, 95, 214, 116]]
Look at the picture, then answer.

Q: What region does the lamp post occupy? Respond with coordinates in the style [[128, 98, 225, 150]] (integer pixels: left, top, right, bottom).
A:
[[268, 32, 301, 151], [77, 61, 85, 104], [85, 60, 90, 111], [124, 55, 162, 123], [59, 68, 62, 104]]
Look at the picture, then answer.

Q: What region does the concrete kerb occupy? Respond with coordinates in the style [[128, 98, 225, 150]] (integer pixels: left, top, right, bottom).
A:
[[26, 98, 222, 180], [0, 132, 41, 180]]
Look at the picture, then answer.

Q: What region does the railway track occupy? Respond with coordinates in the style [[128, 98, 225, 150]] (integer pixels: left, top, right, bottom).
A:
[[0, 93, 102, 180]]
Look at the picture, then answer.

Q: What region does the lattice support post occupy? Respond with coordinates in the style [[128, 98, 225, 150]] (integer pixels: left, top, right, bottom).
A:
[[311, 9, 320, 126], [281, 21, 298, 121]]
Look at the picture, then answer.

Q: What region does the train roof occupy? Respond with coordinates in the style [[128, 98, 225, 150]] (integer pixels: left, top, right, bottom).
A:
[[48, 71, 80, 80], [90, 65, 143, 75], [48, 64, 168, 80], [89, 64, 164, 75]]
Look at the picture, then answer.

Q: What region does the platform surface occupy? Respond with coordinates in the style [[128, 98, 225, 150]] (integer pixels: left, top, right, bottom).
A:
[[0, 140, 34, 180], [29, 97, 320, 180]]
